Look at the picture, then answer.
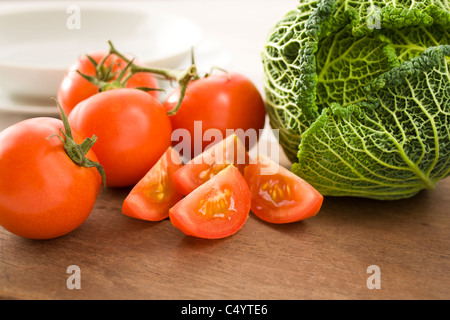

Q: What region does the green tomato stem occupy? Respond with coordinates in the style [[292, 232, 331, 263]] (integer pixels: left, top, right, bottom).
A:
[[107, 40, 198, 116], [48, 99, 106, 187]]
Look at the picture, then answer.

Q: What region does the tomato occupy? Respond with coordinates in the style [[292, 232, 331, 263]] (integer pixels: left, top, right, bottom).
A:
[[164, 72, 266, 158], [172, 134, 250, 196], [244, 155, 323, 224], [57, 51, 159, 116], [68, 88, 172, 187], [0, 117, 102, 239], [169, 165, 251, 239], [122, 147, 183, 221]]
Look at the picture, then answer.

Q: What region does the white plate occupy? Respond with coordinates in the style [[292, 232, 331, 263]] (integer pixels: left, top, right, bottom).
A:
[[0, 36, 230, 120], [0, 3, 202, 99], [0, 87, 58, 116]]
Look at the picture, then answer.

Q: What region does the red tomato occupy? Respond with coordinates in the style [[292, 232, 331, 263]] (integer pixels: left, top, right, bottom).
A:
[[169, 165, 251, 239], [122, 147, 184, 221], [164, 72, 266, 158], [172, 134, 250, 196], [68, 88, 172, 187], [57, 51, 159, 116], [244, 155, 323, 224], [0, 118, 102, 239]]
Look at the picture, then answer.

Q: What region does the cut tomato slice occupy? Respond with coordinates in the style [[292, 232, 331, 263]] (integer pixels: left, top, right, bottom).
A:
[[172, 134, 250, 196], [122, 147, 184, 221], [244, 154, 323, 224], [169, 165, 251, 239]]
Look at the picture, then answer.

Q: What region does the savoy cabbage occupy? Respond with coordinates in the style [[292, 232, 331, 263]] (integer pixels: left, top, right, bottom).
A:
[[262, 0, 450, 200]]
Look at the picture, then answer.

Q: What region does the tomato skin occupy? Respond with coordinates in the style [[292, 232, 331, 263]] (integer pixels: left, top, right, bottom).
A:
[[0, 118, 101, 239], [172, 134, 250, 196], [122, 147, 184, 221], [244, 155, 323, 224], [68, 88, 172, 187], [57, 51, 159, 116], [164, 72, 266, 158], [169, 165, 251, 239]]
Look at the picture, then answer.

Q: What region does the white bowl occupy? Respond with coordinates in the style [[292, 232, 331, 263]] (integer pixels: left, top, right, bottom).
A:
[[0, 3, 202, 99]]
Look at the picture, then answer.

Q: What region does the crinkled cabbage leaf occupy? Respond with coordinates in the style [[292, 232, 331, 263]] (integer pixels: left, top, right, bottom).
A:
[[262, 0, 450, 199]]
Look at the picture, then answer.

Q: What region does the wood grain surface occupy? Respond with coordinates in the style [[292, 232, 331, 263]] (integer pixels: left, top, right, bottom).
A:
[[1, 0, 449, 301], [1, 177, 449, 300]]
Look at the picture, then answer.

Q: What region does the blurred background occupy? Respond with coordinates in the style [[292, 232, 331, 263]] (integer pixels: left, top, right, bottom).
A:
[[0, 0, 297, 129], [0, 0, 297, 166]]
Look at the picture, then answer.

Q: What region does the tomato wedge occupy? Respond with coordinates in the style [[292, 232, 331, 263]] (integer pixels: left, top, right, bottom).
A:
[[244, 155, 323, 224], [172, 134, 250, 196], [122, 147, 183, 221], [169, 165, 251, 239]]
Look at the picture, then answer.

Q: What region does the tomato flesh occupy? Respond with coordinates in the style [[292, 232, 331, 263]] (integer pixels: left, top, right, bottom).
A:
[[244, 155, 323, 224], [122, 147, 184, 221], [172, 134, 250, 196], [169, 165, 251, 239]]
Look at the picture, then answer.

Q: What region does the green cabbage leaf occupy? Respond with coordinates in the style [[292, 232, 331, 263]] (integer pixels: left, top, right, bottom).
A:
[[262, 0, 450, 199]]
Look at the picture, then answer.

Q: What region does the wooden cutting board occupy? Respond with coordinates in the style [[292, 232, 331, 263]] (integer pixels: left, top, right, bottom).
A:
[[1, 176, 449, 300]]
